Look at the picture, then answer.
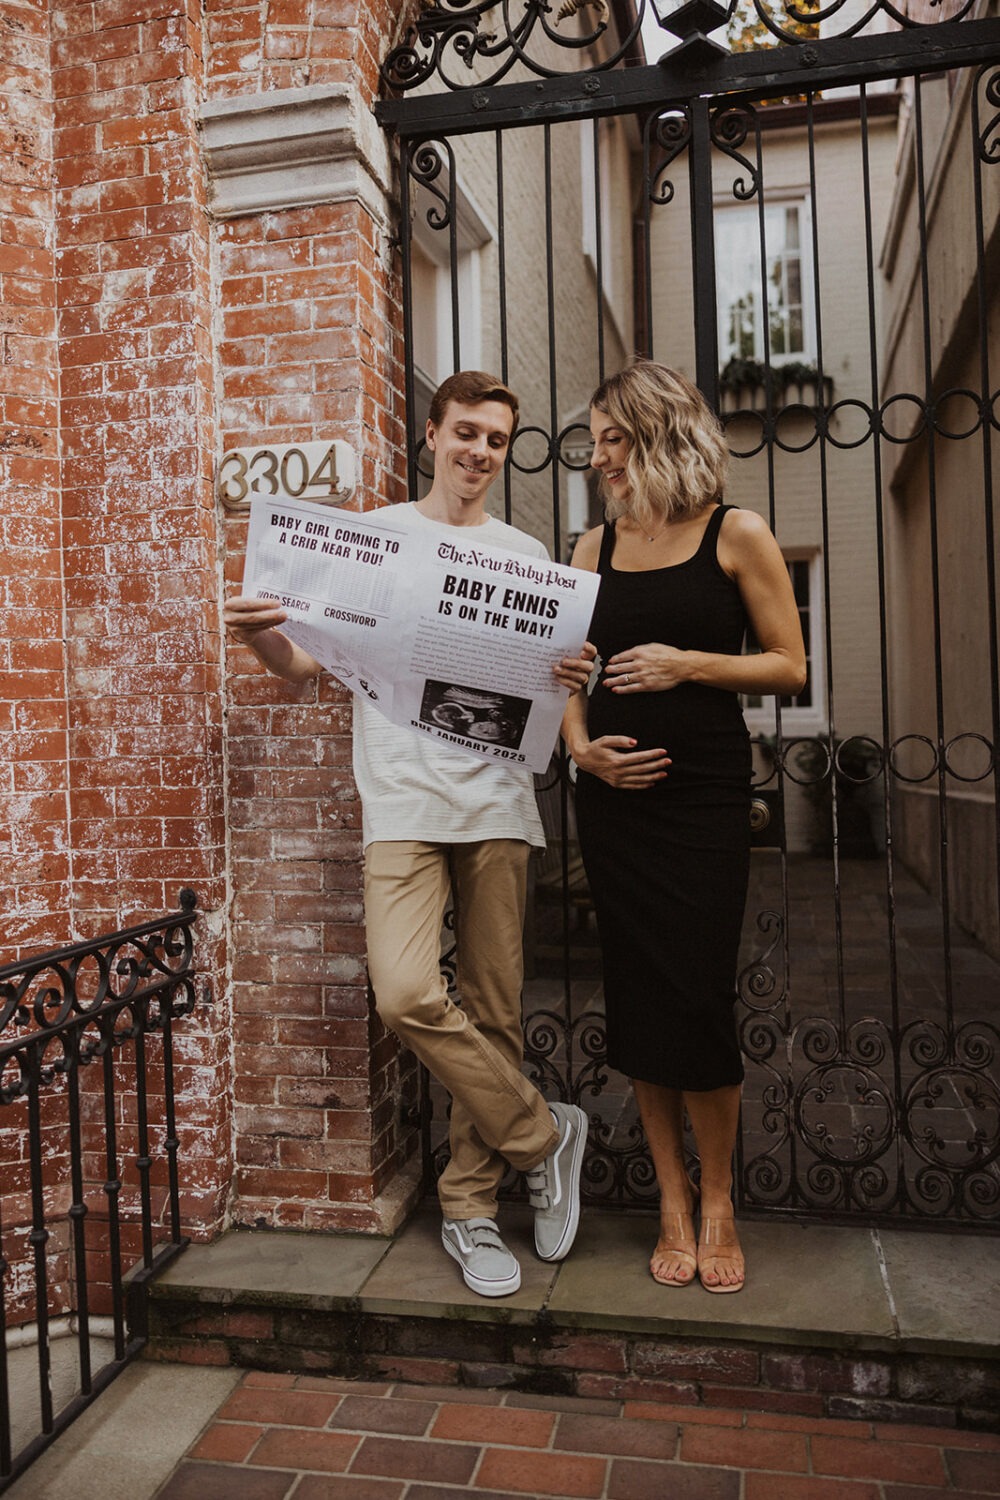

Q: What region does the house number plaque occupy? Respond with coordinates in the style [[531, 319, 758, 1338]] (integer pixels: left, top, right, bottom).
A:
[[217, 439, 356, 511]]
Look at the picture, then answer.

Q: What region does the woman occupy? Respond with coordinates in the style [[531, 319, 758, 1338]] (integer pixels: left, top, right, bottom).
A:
[[563, 361, 806, 1292]]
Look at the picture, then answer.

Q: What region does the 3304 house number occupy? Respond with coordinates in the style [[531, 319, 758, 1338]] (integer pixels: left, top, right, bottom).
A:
[[216, 440, 356, 510]]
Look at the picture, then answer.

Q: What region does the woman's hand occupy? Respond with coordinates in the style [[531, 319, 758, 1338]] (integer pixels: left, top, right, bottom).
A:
[[554, 640, 597, 693], [224, 594, 289, 644], [572, 735, 671, 790], [603, 642, 689, 693]]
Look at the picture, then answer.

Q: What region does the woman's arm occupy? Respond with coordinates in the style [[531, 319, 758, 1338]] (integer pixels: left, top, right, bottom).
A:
[[602, 509, 807, 699], [560, 528, 672, 790], [224, 594, 324, 684]]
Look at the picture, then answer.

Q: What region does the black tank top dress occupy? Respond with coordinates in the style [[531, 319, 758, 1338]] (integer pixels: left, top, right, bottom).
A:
[[573, 505, 750, 1091]]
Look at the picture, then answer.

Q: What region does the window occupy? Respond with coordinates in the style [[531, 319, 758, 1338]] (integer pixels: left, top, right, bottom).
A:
[[715, 200, 814, 366], [409, 157, 495, 417], [579, 118, 628, 346], [742, 551, 824, 734], [558, 412, 603, 561], [580, 119, 612, 276]]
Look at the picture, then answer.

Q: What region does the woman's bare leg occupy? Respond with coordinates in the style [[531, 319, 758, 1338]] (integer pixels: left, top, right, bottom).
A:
[[684, 1084, 744, 1291], [631, 1079, 697, 1286]]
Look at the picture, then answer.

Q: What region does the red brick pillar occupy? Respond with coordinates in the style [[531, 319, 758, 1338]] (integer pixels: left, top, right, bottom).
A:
[[202, 0, 418, 1232], [1, 1, 68, 953], [0, 0, 70, 1319], [53, 1, 230, 1235]]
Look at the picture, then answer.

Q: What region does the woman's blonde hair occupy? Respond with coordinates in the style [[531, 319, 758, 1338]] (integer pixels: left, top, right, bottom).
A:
[[590, 360, 728, 531]]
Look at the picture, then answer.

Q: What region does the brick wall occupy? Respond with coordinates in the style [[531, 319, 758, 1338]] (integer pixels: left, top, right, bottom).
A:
[[203, 0, 397, 101], [148, 1292, 1000, 1430], [54, 0, 223, 936], [2, 1, 415, 1339]]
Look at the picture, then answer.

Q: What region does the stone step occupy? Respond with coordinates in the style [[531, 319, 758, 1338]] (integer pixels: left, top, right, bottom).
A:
[[148, 1205, 1000, 1431]]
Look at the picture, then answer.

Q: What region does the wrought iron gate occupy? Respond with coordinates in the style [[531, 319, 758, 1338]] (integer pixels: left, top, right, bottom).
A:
[[377, 1, 1000, 1227]]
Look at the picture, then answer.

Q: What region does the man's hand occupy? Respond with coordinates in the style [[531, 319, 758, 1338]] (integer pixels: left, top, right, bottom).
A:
[[223, 593, 322, 683], [554, 640, 597, 693], [224, 594, 288, 644]]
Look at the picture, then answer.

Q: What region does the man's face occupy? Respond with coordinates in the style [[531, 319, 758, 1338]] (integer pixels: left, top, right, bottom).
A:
[[426, 400, 515, 503]]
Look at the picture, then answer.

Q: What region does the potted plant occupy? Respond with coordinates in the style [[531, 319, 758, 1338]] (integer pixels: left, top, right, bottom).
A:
[[718, 356, 833, 412]]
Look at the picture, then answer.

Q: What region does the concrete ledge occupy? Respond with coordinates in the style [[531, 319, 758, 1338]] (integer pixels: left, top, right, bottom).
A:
[[199, 82, 393, 223], [148, 1209, 1000, 1430]]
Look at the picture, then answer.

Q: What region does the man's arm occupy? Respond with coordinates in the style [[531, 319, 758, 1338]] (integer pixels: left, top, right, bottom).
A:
[[224, 594, 323, 684]]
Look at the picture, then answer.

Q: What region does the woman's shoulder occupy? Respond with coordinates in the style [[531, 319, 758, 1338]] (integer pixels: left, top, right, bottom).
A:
[[718, 505, 775, 545], [717, 505, 782, 571], [718, 503, 765, 531], [570, 522, 605, 572]]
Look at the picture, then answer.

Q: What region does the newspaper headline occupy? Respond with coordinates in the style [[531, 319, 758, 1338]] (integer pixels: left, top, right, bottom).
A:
[[241, 496, 599, 773]]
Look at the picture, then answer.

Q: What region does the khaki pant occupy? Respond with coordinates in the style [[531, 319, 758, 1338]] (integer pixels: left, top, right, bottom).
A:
[[364, 838, 559, 1220]]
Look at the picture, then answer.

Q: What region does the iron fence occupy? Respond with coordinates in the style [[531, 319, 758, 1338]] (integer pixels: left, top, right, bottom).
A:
[[379, 2, 1000, 1226], [0, 892, 199, 1492]]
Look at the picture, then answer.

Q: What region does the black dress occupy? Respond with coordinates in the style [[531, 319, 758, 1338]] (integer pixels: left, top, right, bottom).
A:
[[574, 505, 750, 1091]]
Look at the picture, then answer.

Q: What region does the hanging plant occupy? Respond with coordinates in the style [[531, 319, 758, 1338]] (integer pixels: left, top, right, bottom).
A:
[[719, 356, 826, 393]]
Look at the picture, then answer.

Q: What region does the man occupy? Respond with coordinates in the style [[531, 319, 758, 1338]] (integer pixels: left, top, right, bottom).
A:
[[225, 371, 593, 1297]]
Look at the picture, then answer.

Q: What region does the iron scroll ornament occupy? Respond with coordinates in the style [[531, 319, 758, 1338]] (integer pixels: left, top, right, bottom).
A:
[[380, 0, 985, 94], [382, 0, 639, 93], [742, 0, 978, 47], [0, 891, 199, 1105], [710, 103, 760, 202], [647, 108, 692, 208], [977, 62, 1000, 162], [739, 1016, 1000, 1220]]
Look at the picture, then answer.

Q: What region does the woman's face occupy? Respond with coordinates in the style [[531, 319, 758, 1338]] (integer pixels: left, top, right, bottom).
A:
[[589, 408, 630, 501]]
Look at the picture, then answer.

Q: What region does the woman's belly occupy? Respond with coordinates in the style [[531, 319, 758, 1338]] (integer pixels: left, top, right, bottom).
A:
[[585, 679, 751, 792]]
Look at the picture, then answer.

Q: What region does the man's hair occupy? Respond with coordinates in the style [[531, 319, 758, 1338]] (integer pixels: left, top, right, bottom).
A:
[[428, 371, 520, 434], [590, 359, 728, 529]]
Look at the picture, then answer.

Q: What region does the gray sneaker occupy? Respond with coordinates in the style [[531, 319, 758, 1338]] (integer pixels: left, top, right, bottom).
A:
[[441, 1217, 521, 1298], [527, 1102, 588, 1262]]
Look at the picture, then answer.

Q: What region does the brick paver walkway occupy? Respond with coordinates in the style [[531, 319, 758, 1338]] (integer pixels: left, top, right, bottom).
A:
[[153, 1369, 1000, 1499]]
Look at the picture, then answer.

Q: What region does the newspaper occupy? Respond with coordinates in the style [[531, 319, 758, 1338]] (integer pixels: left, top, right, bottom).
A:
[[242, 495, 600, 773]]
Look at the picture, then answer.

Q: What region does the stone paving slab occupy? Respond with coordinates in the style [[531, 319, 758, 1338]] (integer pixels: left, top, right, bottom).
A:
[[547, 1214, 897, 1348], [879, 1228, 1000, 1355], [358, 1206, 558, 1319], [157, 1224, 393, 1307]]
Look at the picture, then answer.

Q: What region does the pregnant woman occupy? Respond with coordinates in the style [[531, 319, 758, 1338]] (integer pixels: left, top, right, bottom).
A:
[[563, 360, 806, 1292]]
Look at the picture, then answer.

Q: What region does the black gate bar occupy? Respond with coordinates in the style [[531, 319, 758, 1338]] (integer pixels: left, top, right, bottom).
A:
[[377, 17, 1000, 136]]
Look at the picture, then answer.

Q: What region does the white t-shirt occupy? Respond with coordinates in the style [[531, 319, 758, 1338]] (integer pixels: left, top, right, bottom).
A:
[[353, 503, 548, 850]]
